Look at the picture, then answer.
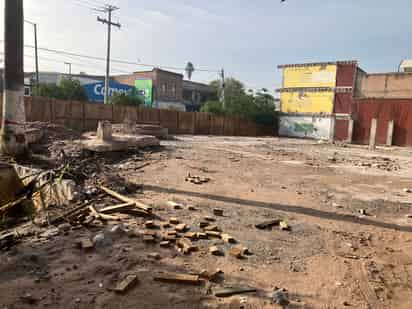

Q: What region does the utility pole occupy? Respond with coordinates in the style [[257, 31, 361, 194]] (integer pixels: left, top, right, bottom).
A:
[[220, 68, 225, 108], [97, 5, 121, 104], [64, 62, 72, 79], [25, 20, 39, 89], [1, 0, 27, 156]]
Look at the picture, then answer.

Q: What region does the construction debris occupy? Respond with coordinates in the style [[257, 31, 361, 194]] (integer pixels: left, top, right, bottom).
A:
[[279, 221, 291, 231], [77, 238, 94, 250], [114, 274, 139, 294], [177, 238, 197, 254], [167, 201, 183, 209], [169, 217, 179, 225], [213, 208, 224, 216], [199, 269, 224, 282], [221, 233, 236, 243], [100, 186, 152, 213], [214, 287, 257, 298], [148, 253, 161, 260], [209, 246, 223, 256], [229, 246, 245, 259], [153, 273, 202, 285], [185, 173, 211, 185], [175, 223, 188, 233], [255, 219, 281, 230]]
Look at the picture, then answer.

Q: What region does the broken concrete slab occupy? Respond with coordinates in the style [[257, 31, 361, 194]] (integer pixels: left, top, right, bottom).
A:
[[82, 124, 159, 152]]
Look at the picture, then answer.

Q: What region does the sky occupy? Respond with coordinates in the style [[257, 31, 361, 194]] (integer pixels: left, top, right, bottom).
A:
[[0, 0, 411, 95]]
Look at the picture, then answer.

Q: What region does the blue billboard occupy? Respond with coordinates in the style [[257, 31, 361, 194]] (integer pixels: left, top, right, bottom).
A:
[[83, 81, 135, 103]]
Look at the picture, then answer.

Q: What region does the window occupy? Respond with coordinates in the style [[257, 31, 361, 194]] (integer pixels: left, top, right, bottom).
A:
[[161, 83, 166, 94]]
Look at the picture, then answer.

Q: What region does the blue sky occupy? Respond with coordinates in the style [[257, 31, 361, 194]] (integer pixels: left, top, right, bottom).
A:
[[0, 0, 411, 95]]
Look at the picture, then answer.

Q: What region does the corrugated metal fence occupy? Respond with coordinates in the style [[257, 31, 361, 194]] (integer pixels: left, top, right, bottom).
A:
[[353, 98, 412, 146]]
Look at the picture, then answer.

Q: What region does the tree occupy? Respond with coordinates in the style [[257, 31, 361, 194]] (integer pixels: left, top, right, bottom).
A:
[[200, 100, 225, 115], [205, 78, 277, 126], [33, 78, 88, 101], [110, 90, 143, 106], [59, 79, 88, 101], [185, 62, 195, 80]]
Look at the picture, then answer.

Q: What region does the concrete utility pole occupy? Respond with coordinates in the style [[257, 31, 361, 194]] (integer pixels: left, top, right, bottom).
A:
[[97, 5, 121, 105], [25, 20, 39, 89], [1, 0, 28, 156], [220, 68, 225, 108]]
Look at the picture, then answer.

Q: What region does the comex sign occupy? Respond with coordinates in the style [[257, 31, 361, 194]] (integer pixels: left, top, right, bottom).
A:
[[83, 81, 135, 103]]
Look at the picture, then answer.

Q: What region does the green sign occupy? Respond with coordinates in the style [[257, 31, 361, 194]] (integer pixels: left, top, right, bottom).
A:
[[135, 79, 153, 107]]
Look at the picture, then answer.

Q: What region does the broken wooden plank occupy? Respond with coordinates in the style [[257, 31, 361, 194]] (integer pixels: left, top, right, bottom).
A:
[[203, 225, 220, 232], [114, 274, 139, 293], [183, 232, 198, 240], [50, 200, 95, 225], [199, 269, 224, 282], [160, 241, 170, 247], [99, 202, 135, 214], [214, 287, 257, 298], [154, 273, 201, 285], [99, 186, 152, 213], [255, 219, 281, 230], [205, 231, 221, 238], [0, 195, 28, 215], [196, 232, 208, 239]]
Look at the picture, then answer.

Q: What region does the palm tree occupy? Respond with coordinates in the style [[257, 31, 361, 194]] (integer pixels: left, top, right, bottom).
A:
[[185, 62, 195, 80]]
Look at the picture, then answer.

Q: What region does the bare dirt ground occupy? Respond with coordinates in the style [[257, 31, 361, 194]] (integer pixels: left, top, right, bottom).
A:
[[2, 135, 412, 309]]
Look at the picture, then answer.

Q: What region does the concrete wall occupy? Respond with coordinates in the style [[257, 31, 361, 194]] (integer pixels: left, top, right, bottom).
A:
[[0, 96, 274, 138], [355, 71, 412, 98], [279, 115, 332, 140]]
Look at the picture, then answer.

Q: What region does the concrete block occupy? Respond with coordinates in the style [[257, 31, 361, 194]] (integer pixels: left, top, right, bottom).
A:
[[369, 118, 377, 150], [386, 120, 394, 147], [97, 121, 112, 141]]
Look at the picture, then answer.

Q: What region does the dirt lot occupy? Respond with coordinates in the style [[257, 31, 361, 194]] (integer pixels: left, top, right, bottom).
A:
[[2, 134, 412, 309]]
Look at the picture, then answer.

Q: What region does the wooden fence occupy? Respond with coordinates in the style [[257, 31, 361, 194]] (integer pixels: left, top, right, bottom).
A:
[[0, 96, 275, 137]]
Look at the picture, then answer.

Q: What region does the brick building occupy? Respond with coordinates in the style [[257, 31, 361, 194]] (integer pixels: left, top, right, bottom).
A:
[[114, 68, 214, 111]]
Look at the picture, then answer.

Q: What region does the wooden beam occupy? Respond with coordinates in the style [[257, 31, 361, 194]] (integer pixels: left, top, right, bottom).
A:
[[99, 186, 152, 213]]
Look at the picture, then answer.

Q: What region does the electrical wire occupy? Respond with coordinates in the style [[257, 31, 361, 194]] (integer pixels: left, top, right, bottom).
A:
[[14, 43, 220, 73]]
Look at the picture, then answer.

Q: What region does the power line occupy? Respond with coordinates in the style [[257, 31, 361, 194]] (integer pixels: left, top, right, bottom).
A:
[[0, 42, 220, 73], [0, 52, 132, 74]]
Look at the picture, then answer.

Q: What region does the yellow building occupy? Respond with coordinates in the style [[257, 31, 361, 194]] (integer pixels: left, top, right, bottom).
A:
[[278, 62, 338, 114]]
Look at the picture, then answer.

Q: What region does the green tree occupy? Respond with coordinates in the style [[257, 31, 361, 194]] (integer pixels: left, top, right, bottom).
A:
[[110, 90, 143, 106], [59, 79, 88, 101], [205, 78, 277, 125], [200, 100, 225, 115], [33, 78, 88, 101]]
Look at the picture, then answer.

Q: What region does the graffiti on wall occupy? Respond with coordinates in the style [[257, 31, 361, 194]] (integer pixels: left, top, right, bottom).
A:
[[279, 116, 332, 140]]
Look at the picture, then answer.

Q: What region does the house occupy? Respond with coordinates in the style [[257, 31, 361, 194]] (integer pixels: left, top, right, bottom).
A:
[[114, 68, 215, 111]]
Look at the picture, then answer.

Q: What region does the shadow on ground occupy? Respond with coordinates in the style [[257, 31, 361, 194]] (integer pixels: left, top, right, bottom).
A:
[[143, 185, 412, 233]]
